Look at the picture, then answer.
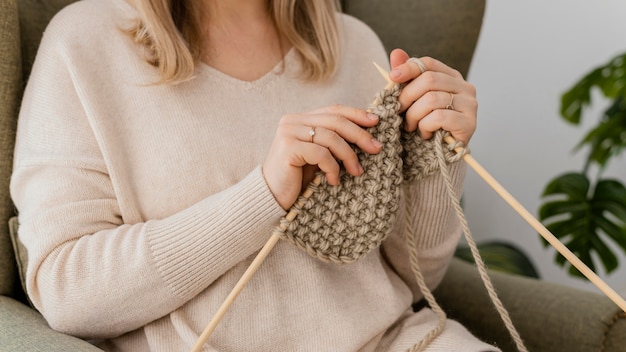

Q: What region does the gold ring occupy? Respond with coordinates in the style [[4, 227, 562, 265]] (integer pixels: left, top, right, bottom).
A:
[[308, 127, 316, 143], [445, 92, 454, 110]]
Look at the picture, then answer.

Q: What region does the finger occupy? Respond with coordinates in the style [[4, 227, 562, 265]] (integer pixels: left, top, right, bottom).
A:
[[418, 57, 463, 78], [390, 48, 410, 69], [310, 104, 380, 128], [389, 57, 425, 83], [403, 91, 470, 132], [398, 71, 466, 112], [390, 56, 463, 84], [301, 126, 368, 177], [416, 109, 476, 145], [294, 142, 342, 185], [293, 109, 383, 155]]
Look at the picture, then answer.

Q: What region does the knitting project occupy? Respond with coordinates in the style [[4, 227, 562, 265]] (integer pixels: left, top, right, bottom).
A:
[[276, 83, 528, 352], [278, 84, 463, 264], [194, 79, 529, 352]]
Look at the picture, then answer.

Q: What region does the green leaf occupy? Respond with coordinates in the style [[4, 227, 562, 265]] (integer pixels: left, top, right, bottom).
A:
[[595, 179, 626, 201], [597, 55, 626, 98], [541, 172, 589, 199], [574, 97, 626, 168], [595, 215, 626, 249], [538, 173, 626, 279], [560, 68, 602, 124], [550, 51, 626, 280], [544, 217, 588, 240], [561, 53, 626, 123], [590, 235, 619, 273], [538, 200, 587, 221]]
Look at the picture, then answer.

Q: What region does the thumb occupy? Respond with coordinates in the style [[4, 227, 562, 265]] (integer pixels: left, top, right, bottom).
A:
[[390, 48, 410, 69]]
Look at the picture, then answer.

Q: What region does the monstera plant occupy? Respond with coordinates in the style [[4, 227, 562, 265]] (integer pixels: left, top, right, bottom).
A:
[[538, 52, 626, 279]]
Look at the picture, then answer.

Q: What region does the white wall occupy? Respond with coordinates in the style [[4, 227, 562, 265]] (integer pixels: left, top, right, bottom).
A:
[[465, 1, 626, 296]]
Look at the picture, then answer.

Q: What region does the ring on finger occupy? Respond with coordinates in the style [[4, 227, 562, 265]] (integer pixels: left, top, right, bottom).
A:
[[308, 126, 316, 143], [445, 92, 455, 110], [407, 57, 427, 74]]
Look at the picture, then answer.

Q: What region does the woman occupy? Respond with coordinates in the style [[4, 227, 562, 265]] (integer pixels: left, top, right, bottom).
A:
[[11, 0, 494, 350]]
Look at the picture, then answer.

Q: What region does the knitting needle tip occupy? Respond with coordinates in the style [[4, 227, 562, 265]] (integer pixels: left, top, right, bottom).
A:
[[373, 62, 392, 84]]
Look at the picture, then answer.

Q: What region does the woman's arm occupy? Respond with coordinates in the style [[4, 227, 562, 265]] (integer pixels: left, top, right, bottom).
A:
[[11, 15, 285, 338]]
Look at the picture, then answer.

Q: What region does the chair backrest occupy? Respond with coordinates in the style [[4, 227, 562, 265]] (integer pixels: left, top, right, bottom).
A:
[[342, 0, 485, 78], [0, 0, 80, 303], [19, 0, 80, 81], [0, 0, 485, 303], [0, 0, 22, 299]]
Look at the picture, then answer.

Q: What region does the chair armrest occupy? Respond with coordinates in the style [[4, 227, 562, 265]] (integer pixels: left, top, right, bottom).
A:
[[436, 258, 626, 352], [0, 295, 102, 351]]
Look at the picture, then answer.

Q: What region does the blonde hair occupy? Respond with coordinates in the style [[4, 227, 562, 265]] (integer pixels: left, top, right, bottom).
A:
[[127, 0, 341, 84]]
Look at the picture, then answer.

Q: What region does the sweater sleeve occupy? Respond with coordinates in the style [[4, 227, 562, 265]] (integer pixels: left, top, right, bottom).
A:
[[381, 161, 467, 303], [10, 7, 285, 339]]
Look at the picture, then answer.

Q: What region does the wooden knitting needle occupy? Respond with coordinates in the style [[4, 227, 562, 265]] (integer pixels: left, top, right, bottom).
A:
[[190, 174, 322, 352], [452, 140, 626, 314], [190, 73, 398, 352], [374, 65, 626, 313], [190, 174, 321, 352]]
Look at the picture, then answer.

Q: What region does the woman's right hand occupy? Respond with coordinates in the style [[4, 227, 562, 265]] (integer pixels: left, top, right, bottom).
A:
[[262, 104, 383, 210]]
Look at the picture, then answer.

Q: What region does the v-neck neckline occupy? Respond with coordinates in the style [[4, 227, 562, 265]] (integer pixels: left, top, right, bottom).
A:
[[198, 48, 296, 89], [112, 0, 297, 89]]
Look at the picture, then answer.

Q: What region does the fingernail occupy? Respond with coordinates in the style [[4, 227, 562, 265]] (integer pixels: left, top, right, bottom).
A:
[[390, 69, 401, 79], [371, 138, 382, 148], [358, 164, 364, 175], [366, 113, 378, 120]]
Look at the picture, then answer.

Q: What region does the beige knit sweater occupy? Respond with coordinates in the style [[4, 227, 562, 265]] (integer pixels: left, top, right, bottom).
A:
[[11, 0, 497, 351]]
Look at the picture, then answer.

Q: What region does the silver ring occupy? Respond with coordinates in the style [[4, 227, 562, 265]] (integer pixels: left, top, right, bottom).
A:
[[445, 92, 454, 110], [308, 127, 316, 143], [407, 57, 427, 73]]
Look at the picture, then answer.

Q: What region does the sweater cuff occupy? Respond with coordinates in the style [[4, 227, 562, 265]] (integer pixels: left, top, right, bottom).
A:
[[145, 166, 286, 299]]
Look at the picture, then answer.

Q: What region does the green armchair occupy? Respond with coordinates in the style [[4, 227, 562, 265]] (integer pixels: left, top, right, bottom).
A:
[[1, 0, 624, 350]]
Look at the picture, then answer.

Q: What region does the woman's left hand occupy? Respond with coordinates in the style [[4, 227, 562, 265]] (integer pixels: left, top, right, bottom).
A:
[[388, 48, 478, 146]]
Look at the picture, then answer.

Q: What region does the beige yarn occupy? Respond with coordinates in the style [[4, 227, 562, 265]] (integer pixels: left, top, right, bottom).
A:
[[279, 84, 461, 264], [275, 83, 528, 351], [432, 129, 528, 352]]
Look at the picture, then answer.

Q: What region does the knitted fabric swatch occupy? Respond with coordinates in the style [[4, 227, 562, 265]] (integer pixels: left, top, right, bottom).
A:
[[274, 83, 527, 352], [277, 84, 464, 264]]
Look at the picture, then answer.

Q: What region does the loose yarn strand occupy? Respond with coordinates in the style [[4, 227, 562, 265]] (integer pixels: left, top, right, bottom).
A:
[[403, 187, 447, 352], [433, 130, 528, 352]]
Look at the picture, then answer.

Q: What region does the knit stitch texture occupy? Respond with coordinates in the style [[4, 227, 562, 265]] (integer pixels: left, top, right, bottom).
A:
[[280, 85, 463, 264]]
